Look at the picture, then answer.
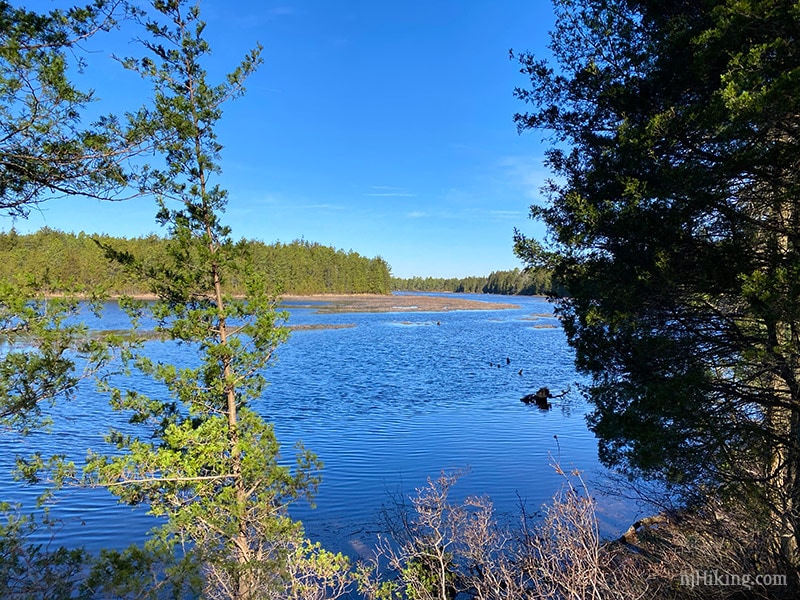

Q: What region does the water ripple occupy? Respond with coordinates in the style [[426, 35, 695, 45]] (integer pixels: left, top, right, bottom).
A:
[[1, 294, 633, 558]]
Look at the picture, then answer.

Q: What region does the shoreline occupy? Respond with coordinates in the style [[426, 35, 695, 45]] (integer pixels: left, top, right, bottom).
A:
[[280, 293, 520, 313], [43, 292, 523, 313]]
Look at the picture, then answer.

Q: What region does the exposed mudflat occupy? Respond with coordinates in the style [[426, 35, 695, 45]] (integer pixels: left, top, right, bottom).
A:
[[280, 293, 520, 313]]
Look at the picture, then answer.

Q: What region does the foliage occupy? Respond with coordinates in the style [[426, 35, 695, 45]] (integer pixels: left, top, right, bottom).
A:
[[0, 1, 157, 594], [80, 2, 353, 597], [513, 0, 800, 575], [0, 0, 141, 438], [0, 228, 393, 295], [0, 0, 145, 217], [236, 238, 391, 295], [0, 280, 106, 435], [0, 503, 88, 599], [0, 220, 121, 600]]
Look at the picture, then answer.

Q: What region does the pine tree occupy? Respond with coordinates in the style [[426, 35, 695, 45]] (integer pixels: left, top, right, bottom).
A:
[[84, 2, 349, 596], [514, 0, 800, 573]]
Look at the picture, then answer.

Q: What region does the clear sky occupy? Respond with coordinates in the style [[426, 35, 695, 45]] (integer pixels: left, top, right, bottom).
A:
[[15, 0, 556, 279]]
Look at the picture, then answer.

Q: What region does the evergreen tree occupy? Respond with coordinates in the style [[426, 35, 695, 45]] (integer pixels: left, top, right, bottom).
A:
[[514, 0, 800, 572], [0, 0, 144, 436], [0, 2, 149, 594], [0, 0, 143, 217], [84, 2, 349, 597]]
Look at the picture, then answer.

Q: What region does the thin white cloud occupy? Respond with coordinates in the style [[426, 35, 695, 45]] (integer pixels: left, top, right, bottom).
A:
[[304, 203, 345, 210], [407, 211, 426, 218], [222, 5, 298, 28], [496, 155, 550, 202], [251, 193, 282, 206], [366, 192, 416, 197], [366, 185, 415, 198], [489, 210, 523, 217]]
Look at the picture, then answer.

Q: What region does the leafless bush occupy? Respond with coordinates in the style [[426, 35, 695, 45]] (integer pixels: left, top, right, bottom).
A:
[[517, 463, 649, 600], [358, 466, 795, 600], [358, 470, 466, 600], [456, 493, 523, 600], [358, 466, 644, 600]]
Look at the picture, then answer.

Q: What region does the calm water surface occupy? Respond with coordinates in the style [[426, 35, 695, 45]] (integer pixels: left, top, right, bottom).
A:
[[0, 293, 636, 558]]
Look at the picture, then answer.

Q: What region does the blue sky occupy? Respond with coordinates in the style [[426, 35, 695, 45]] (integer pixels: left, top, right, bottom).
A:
[[16, 0, 556, 278]]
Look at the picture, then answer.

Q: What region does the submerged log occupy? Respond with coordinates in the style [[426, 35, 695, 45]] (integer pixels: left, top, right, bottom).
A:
[[520, 386, 571, 409], [521, 387, 553, 409]]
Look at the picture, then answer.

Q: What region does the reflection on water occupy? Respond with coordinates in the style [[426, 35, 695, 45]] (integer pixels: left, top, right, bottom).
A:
[[0, 294, 635, 559]]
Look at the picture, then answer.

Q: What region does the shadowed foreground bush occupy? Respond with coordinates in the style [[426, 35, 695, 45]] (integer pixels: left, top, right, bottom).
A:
[[355, 469, 794, 600]]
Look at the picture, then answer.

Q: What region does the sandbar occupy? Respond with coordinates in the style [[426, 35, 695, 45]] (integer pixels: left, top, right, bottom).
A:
[[280, 294, 520, 313]]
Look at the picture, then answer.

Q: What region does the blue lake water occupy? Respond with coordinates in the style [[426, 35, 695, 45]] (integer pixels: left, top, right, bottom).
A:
[[0, 293, 637, 559]]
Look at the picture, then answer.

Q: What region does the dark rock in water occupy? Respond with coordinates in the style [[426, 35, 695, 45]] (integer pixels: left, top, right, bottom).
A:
[[521, 387, 553, 409]]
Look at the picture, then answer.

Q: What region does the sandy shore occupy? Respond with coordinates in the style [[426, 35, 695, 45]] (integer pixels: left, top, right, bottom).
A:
[[281, 293, 520, 313]]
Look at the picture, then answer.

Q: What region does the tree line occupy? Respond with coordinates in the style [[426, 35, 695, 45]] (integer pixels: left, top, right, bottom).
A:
[[0, 228, 392, 295], [391, 267, 554, 295], [0, 225, 548, 298]]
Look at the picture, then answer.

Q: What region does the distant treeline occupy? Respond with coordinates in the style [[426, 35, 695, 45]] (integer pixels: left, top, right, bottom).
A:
[[0, 228, 392, 295], [391, 267, 553, 296]]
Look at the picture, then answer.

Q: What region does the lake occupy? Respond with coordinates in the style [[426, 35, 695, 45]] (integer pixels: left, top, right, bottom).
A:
[[0, 293, 636, 560]]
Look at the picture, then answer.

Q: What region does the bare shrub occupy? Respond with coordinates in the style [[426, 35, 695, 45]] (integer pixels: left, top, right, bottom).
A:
[[457, 494, 524, 600], [358, 467, 645, 600], [518, 463, 649, 600], [358, 470, 466, 600], [358, 466, 795, 600]]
